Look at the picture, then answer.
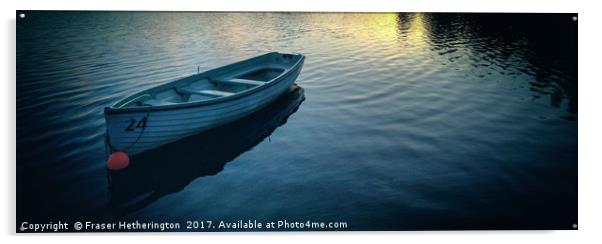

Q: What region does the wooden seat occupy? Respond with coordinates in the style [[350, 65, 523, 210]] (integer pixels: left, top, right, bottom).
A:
[[118, 94, 152, 108], [144, 99, 177, 106], [214, 78, 265, 86], [177, 87, 234, 97]]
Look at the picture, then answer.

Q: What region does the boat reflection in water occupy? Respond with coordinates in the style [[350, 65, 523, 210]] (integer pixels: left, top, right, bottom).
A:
[[107, 85, 305, 217]]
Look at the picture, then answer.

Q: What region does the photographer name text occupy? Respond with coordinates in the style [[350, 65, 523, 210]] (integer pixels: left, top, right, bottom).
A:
[[19, 219, 348, 232]]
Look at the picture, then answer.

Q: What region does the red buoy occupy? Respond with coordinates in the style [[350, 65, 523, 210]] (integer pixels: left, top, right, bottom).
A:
[[107, 151, 130, 170]]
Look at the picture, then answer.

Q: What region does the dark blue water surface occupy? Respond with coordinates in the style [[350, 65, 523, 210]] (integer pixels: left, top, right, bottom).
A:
[[16, 12, 577, 230]]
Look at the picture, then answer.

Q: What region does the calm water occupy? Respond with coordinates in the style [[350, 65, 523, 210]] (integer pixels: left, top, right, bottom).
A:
[[16, 12, 577, 230]]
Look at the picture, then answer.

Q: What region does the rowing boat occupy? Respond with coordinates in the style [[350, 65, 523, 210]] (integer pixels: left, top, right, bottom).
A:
[[104, 52, 305, 155]]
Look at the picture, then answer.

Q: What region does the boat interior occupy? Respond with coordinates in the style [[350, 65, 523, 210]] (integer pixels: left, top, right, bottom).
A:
[[114, 53, 302, 109]]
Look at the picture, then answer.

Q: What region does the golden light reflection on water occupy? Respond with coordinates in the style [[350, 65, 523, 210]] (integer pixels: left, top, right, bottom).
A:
[[304, 13, 403, 49], [345, 13, 401, 43], [301, 13, 432, 53], [404, 13, 431, 49], [180, 12, 433, 57]]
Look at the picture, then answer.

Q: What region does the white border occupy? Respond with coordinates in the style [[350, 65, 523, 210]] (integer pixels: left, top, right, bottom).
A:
[[3, 0, 601, 243], [0, 0, 585, 12]]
